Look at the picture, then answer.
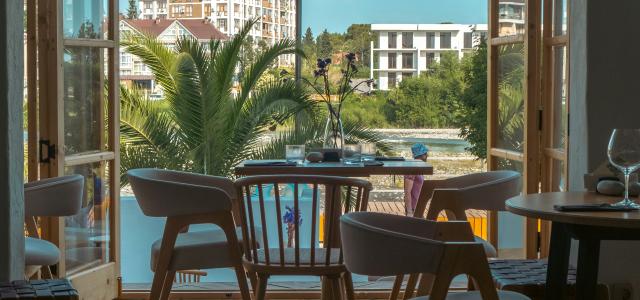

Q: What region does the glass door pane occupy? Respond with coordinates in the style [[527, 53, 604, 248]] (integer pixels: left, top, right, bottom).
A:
[[496, 44, 525, 153], [64, 161, 111, 274]]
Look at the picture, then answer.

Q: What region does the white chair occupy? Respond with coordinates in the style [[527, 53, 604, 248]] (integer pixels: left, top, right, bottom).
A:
[[24, 175, 84, 278], [340, 212, 530, 300], [127, 168, 251, 300]]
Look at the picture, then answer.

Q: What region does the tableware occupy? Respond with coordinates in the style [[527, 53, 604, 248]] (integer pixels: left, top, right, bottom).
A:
[[360, 143, 376, 162], [607, 129, 640, 208], [343, 144, 362, 165], [285, 145, 306, 164]]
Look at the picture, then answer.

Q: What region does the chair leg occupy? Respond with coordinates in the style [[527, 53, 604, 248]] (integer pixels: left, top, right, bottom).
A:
[[234, 265, 251, 300], [159, 271, 175, 300], [330, 276, 343, 300], [247, 271, 258, 291], [218, 212, 252, 300], [151, 219, 180, 300], [343, 272, 355, 300], [403, 273, 419, 299], [255, 273, 269, 300], [321, 276, 331, 300], [416, 273, 434, 296], [150, 268, 167, 300], [41, 266, 53, 279], [389, 275, 403, 300]]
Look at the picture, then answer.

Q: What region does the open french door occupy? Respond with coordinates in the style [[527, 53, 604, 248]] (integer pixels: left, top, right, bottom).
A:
[[26, 0, 120, 298], [487, 0, 541, 259], [487, 0, 570, 259]]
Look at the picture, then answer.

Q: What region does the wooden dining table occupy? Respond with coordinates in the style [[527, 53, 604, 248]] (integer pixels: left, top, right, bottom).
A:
[[506, 192, 640, 300], [234, 159, 433, 177]]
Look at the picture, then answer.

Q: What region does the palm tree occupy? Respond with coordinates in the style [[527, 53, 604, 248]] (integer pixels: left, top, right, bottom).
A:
[[120, 19, 392, 185], [119, 19, 312, 183]]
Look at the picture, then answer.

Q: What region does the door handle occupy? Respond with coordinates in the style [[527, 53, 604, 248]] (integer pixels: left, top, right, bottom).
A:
[[39, 139, 56, 163]]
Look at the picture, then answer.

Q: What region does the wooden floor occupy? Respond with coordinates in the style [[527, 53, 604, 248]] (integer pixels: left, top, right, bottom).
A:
[[120, 202, 488, 299], [121, 277, 469, 299], [368, 201, 488, 239]]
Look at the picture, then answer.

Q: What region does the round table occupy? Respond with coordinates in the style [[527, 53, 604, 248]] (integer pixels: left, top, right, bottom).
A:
[[506, 192, 640, 300]]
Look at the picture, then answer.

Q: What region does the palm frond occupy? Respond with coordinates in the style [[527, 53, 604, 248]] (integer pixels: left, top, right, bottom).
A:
[[237, 38, 304, 104], [120, 32, 178, 96]]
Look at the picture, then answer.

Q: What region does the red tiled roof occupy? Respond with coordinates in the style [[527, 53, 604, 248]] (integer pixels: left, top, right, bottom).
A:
[[122, 19, 228, 41], [178, 19, 228, 40]]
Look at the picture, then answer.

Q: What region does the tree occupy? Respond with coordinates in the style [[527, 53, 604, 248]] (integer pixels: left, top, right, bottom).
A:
[[126, 0, 138, 19], [344, 24, 373, 67], [119, 19, 311, 181], [458, 41, 488, 159], [316, 29, 333, 59], [456, 41, 525, 162], [303, 27, 314, 48]]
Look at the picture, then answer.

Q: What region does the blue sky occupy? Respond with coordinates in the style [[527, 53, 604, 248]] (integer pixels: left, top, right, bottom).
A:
[[120, 0, 488, 34], [302, 0, 487, 34]]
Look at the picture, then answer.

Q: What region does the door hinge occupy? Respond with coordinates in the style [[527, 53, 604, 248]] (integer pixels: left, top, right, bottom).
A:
[[538, 109, 543, 131], [39, 139, 56, 163]]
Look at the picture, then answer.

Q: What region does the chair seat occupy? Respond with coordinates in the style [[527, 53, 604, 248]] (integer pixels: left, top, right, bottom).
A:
[[25, 237, 60, 266], [475, 236, 497, 258], [151, 226, 260, 271], [255, 248, 341, 266], [413, 290, 530, 300]]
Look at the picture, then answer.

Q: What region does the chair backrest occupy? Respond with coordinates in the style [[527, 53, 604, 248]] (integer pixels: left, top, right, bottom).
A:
[[234, 175, 373, 268], [417, 171, 521, 220], [127, 168, 234, 217], [24, 175, 84, 217], [340, 212, 499, 300]]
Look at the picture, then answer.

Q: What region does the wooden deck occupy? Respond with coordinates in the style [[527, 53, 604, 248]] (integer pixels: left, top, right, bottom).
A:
[[367, 201, 488, 240]]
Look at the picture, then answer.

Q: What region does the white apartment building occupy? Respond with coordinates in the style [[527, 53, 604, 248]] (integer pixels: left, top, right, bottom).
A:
[[137, 0, 296, 65], [139, 0, 169, 20], [371, 24, 487, 91]]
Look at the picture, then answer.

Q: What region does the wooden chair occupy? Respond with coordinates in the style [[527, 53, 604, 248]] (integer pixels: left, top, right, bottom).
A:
[[234, 175, 373, 300], [174, 270, 208, 284], [127, 168, 251, 300], [340, 212, 529, 300], [391, 170, 521, 299], [24, 175, 85, 279]]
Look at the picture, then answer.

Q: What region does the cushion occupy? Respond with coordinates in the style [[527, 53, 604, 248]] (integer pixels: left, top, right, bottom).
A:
[[150, 226, 260, 271], [475, 236, 498, 258], [25, 237, 60, 266]]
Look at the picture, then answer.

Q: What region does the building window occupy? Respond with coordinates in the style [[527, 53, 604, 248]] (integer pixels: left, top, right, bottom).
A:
[[402, 32, 413, 48], [426, 53, 435, 68], [388, 72, 397, 88], [464, 32, 473, 48], [426, 32, 435, 49], [402, 72, 413, 80], [388, 53, 396, 69], [388, 32, 397, 48], [144, 2, 152, 9], [402, 53, 413, 69], [440, 32, 451, 49]]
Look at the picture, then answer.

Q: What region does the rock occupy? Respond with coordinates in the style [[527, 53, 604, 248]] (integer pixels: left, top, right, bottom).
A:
[[597, 180, 624, 196], [306, 152, 323, 163], [597, 180, 640, 196]]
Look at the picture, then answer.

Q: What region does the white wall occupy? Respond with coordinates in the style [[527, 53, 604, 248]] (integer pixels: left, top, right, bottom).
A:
[[568, 0, 640, 287]]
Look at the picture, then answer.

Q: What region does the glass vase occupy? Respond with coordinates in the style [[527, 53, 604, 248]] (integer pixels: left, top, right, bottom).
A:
[[323, 106, 345, 151]]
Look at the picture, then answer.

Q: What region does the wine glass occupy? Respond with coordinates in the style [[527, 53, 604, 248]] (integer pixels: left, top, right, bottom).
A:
[[607, 129, 640, 208]]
